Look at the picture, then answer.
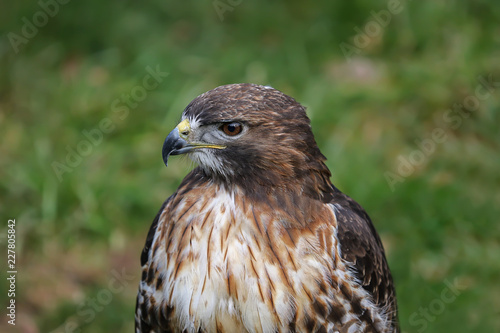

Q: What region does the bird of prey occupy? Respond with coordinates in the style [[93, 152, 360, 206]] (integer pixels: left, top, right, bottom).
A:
[[136, 83, 398, 333]]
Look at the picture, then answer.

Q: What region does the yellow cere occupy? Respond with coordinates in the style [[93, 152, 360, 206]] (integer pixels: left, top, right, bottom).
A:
[[176, 119, 191, 138]]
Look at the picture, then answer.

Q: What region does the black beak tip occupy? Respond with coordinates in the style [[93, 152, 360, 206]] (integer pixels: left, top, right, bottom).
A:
[[163, 157, 169, 167], [162, 142, 172, 167]]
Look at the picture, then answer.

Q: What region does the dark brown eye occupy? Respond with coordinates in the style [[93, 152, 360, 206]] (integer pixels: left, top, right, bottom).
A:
[[220, 122, 243, 136]]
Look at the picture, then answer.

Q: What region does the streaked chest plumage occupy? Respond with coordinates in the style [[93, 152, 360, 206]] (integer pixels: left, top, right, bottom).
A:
[[137, 186, 391, 333]]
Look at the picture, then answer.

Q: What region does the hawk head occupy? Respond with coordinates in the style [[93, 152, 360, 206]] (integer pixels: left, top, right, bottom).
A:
[[162, 83, 333, 202]]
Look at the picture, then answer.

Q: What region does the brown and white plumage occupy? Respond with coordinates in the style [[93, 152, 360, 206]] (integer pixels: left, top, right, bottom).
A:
[[136, 83, 399, 333]]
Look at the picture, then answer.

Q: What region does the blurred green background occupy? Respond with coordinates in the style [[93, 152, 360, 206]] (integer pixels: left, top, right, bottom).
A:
[[1, 0, 499, 332]]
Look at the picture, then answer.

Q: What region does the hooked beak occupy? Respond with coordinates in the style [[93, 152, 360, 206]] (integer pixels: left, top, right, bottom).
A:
[[162, 119, 226, 167], [162, 127, 188, 167]]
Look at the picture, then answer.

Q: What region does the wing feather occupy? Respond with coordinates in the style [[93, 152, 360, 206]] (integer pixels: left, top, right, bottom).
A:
[[140, 197, 171, 267], [330, 185, 399, 329]]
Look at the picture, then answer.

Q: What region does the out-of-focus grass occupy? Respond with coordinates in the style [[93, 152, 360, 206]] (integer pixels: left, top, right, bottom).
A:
[[1, 0, 499, 332]]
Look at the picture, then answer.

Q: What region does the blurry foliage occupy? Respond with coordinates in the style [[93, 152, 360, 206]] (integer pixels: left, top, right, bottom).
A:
[[1, 0, 500, 332]]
